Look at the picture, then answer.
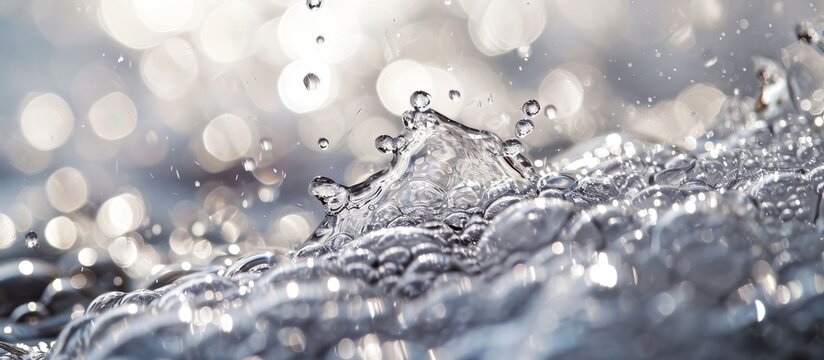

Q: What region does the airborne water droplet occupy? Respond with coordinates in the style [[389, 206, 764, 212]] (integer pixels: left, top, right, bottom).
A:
[[242, 157, 257, 172], [318, 138, 329, 150], [24, 231, 38, 248], [545, 104, 558, 120], [521, 100, 540, 117], [448, 90, 461, 101], [502, 139, 523, 157], [303, 73, 320, 91], [306, 0, 322, 10], [259, 138, 273, 151], [410, 90, 432, 112], [515, 119, 534, 138], [316, 36, 325, 45], [375, 135, 395, 153]]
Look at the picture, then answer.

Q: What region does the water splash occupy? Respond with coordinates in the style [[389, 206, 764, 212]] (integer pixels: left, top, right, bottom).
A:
[[6, 22, 824, 360]]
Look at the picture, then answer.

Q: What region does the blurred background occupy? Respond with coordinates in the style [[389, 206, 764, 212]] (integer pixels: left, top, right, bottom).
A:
[[0, 0, 818, 282]]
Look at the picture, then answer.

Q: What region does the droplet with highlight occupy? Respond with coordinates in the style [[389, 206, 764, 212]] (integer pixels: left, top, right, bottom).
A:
[[318, 138, 329, 150], [448, 90, 461, 101], [24, 232, 38, 248], [515, 119, 534, 138], [303, 73, 320, 91], [242, 157, 257, 172], [502, 139, 523, 157], [259, 138, 273, 151], [306, 0, 322, 10], [545, 104, 558, 120], [410, 91, 432, 112], [521, 100, 540, 117]]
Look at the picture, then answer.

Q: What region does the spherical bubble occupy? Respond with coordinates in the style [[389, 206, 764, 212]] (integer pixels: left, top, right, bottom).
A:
[[141, 38, 199, 99], [203, 114, 252, 162], [46, 167, 89, 213], [198, 1, 260, 63], [97, 193, 146, 237], [88, 92, 138, 141], [278, 58, 335, 113], [20, 93, 74, 151], [0, 213, 15, 249], [44, 216, 77, 250], [538, 69, 584, 120], [133, 0, 194, 33]]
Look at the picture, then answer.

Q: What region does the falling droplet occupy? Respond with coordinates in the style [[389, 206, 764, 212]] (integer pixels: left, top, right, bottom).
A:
[[545, 104, 558, 120], [306, 0, 322, 10], [521, 100, 540, 117], [515, 119, 534, 138], [448, 90, 461, 101], [318, 138, 329, 150], [375, 135, 395, 153], [259, 138, 273, 151], [24, 232, 38, 248], [410, 91, 432, 112], [502, 139, 523, 157], [303, 73, 320, 91], [242, 157, 257, 172], [316, 36, 325, 45]]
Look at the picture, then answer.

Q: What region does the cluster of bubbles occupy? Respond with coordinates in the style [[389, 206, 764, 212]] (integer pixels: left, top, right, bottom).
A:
[[5, 21, 824, 360]]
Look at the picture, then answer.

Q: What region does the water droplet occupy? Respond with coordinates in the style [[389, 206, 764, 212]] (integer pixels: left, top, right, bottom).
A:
[[502, 139, 523, 157], [306, 0, 322, 10], [317, 138, 329, 150], [544, 104, 557, 120], [316, 36, 325, 45], [448, 90, 461, 101], [409, 91, 431, 112], [242, 157, 257, 172], [516, 45, 531, 60], [24, 232, 38, 248], [303, 73, 320, 91], [309, 176, 349, 215], [259, 138, 273, 151], [521, 100, 540, 117], [515, 119, 534, 138], [375, 135, 395, 153]]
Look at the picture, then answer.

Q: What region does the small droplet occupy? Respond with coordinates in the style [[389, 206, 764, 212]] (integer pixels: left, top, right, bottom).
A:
[[515, 119, 534, 138], [259, 138, 273, 151], [410, 91, 432, 112], [375, 135, 395, 153], [521, 100, 540, 117], [24, 232, 38, 248], [303, 73, 320, 91], [516, 45, 532, 60], [448, 90, 461, 101], [242, 157, 257, 172], [318, 138, 329, 150], [545, 104, 558, 120], [316, 36, 325, 45], [502, 139, 523, 157], [306, 0, 322, 10]]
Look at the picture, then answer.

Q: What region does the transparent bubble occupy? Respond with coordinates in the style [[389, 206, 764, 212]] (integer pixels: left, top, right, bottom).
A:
[[521, 99, 540, 117], [318, 138, 329, 150], [375, 135, 395, 153], [410, 90, 432, 112], [544, 104, 558, 120], [515, 119, 534, 138]]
